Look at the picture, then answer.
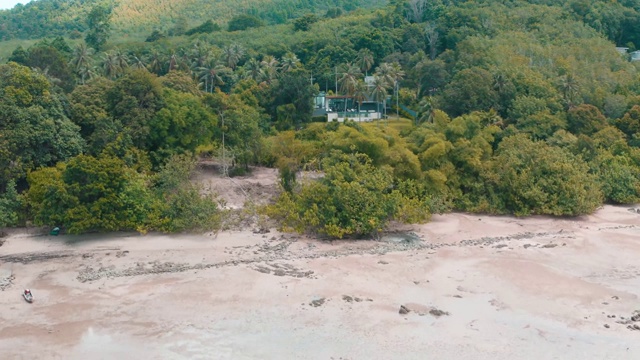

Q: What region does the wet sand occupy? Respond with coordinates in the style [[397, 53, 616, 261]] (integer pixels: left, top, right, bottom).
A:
[[1, 205, 639, 359]]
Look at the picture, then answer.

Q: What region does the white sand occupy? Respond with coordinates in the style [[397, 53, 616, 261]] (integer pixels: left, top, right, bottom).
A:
[[1, 205, 639, 360]]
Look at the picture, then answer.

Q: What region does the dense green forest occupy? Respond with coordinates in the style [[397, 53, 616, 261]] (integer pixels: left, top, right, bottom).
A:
[[1, 0, 640, 238]]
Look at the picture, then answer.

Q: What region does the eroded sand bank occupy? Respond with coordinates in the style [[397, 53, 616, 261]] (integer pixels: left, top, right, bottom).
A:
[[1, 205, 639, 359]]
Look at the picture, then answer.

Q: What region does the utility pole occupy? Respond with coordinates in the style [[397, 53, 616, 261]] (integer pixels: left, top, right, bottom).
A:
[[396, 81, 399, 119], [335, 66, 338, 94], [310, 73, 315, 86], [220, 111, 227, 177]]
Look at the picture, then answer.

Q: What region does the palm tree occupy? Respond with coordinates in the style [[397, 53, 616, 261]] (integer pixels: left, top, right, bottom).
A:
[[131, 55, 146, 70], [190, 40, 211, 69], [375, 62, 405, 118], [147, 50, 163, 74], [70, 43, 94, 85], [167, 51, 179, 72], [417, 96, 435, 125], [338, 62, 362, 112], [370, 75, 388, 120], [355, 48, 374, 76], [559, 73, 580, 108], [197, 60, 229, 93], [280, 52, 301, 73], [114, 49, 129, 71], [223, 43, 245, 70], [260, 55, 279, 85], [243, 58, 262, 82], [101, 51, 121, 79], [353, 80, 368, 121]]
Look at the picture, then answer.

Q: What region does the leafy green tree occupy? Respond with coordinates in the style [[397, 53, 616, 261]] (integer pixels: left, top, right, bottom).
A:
[[591, 151, 640, 204], [148, 89, 217, 164], [483, 134, 603, 216], [0, 63, 84, 190], [269, 69, 318, 127], [185, 20, 221, 35], [567, 104, 607, 136], [85, 4, 112, 51], [151, 155, 221, 232], [26, 155, 155, 233], [293, 14, 318, 32], [106, 69, 165, 150], [0, 180, 22, 227], [441, 67, 499, 117], [228, 14, 264, 31], [266, 152, 431, 239]]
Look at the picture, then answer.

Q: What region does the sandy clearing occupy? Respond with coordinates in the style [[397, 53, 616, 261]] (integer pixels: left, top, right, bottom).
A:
[[0, 205, 639, 359]]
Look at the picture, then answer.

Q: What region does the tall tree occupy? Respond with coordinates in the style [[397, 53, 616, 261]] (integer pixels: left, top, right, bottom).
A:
[[85, 4, 112, 51]]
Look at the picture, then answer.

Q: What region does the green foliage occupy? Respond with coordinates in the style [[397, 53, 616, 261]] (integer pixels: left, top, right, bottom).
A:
[[0, 62, 84, 190], [145, 29, 166, 42], [148, 89, 217, 164], [150, 155, 221, 232], [228, 14, 264, 32], [85, 3, 112, 51], [293, 14, 318, 32], [26, 155, 154, 233], [591, 151, 640, 204], [185, 20, 221, 36], [483, 134, 603, 216], [266, 152, 431, 238], [0, 180, 22, 227]]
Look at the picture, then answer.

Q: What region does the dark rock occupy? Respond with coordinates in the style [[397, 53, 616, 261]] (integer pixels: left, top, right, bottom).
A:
[[378, 260, 389, 265], [604, 324, 610, 328], [342, 295, 353, 302], [429, 308, 449, 317], [399, 305, 410, 315], [310, 298, 325, 307], [541, 243, 557, 248]]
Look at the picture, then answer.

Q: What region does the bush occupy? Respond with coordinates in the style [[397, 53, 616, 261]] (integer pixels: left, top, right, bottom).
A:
[[228, 14, 264, 32], [482, 134, 603, 216], [265, 152, 431, 238]]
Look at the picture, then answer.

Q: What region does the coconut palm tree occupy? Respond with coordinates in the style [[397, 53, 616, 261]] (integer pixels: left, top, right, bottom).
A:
[[190, 40, 211, 69], [223, 43, 245, 70], [375, 62, 405, 118], [101, 51, 121, 79], [353, 80, 368, 121], [355, 48, 374, 76], [280, 52, 301, 73], [167, 51, 179, 72], [70, 43, 94, 85], [197, 60, 229, 93], [339, 63, 362, 112], [370, 75, 388, 120], [131, 55, 147, 70], [243, 58, 262, 82], [114, 49, 129, 71], [260, 55, 279, 84], [417, 96, 435, 125], [147, 49, 163, 74], [559, 73, 580, 108]]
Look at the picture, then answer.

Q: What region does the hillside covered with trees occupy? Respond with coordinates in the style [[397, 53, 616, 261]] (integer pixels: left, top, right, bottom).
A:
[[1, 0, 639, 238]]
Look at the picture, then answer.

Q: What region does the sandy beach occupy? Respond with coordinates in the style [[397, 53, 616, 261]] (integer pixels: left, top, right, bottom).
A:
[[1, 201, 639, 359]]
